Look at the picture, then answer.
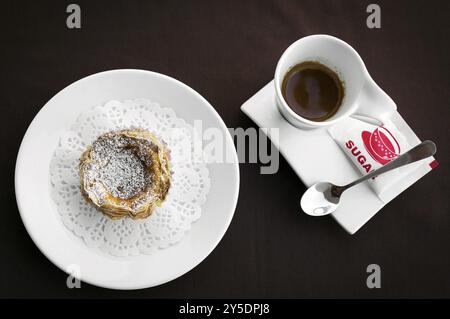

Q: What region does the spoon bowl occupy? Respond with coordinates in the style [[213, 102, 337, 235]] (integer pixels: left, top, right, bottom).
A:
[[300, 182, 340, 216]]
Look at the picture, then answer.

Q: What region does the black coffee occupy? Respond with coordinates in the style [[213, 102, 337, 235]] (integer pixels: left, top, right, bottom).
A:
[[281, 61, 344, 122]]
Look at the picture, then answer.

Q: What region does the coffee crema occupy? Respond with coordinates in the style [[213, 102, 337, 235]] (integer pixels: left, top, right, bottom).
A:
[[281, 61, 344, 122]]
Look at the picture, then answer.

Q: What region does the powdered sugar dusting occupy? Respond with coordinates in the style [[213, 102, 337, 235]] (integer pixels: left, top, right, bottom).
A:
[[89, 134, 150, 199]]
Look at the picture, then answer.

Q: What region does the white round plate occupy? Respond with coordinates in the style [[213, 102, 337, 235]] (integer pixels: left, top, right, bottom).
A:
[[15, 69, 239, 290]]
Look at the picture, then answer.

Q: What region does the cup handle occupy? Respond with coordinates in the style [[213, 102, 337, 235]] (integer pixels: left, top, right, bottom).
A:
[[352, 79, 397, 124]]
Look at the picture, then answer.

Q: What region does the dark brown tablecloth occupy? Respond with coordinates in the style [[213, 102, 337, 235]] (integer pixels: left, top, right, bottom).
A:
[[1, 0, 449, 298]]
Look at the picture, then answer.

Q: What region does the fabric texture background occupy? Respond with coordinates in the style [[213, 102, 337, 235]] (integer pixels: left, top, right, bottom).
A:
[[1, 0, 449, 297]]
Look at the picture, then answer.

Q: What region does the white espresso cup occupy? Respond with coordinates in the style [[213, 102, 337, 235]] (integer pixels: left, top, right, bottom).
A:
[[274, 34, 396, 129]]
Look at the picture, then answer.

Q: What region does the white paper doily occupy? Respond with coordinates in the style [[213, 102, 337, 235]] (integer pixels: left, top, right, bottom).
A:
[[49, 98, 210, 256]]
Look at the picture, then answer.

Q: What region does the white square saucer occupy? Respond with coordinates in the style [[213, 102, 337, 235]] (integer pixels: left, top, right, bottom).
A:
[[241, 81, 435, 234]]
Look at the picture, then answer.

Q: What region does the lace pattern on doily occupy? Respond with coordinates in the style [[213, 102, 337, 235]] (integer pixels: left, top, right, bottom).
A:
[[49, 99, 210, 256]]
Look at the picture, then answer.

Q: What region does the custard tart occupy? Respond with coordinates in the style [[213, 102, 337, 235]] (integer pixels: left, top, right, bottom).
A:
[[79, 129, 171, 219]]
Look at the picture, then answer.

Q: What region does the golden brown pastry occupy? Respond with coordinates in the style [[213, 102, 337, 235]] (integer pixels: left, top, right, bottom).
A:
[[79, 129, 171, 219]]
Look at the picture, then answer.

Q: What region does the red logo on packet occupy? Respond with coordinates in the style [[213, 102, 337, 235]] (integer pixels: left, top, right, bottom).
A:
[[362, 127, 401, 165]]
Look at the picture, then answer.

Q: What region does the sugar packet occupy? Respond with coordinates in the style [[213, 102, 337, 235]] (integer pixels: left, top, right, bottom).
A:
[[328, 116, 438, 203]]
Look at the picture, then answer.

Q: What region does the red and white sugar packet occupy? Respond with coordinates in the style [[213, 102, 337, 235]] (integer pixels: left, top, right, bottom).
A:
[[328, 115, 438, 203]]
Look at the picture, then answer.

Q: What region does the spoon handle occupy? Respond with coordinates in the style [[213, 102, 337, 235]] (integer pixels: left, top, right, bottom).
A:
[[339, 140, 436, 193]]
